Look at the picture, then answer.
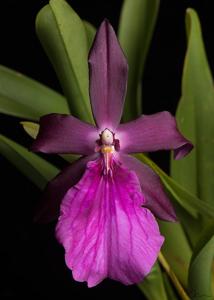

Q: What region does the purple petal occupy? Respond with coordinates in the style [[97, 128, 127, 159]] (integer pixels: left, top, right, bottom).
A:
[[89, 20, 128, 131], [119, 154, 177, 222], [34, 154, 98, 223], [56, 158, 164, 287], [31, 114, 98, 155], [117, 111, 193, 159]]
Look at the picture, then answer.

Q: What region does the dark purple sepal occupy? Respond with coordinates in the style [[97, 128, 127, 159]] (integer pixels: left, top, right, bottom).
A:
[[89, 20, 128, 130]]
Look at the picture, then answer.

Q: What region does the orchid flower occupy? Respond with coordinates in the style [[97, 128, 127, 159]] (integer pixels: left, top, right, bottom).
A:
[[31, 20, 193, 287]]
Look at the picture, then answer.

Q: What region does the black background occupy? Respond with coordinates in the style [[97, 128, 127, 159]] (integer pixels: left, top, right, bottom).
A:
[[0, 0, 213, 298]]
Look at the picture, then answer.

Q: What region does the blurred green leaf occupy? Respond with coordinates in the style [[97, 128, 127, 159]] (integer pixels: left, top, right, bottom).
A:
[[163, 273, 179, 300], [159, 221, 192, 288], [0, 134, 59, 189], [188, 223, 214, 300], [21, 121, 39, 139], [118, 0, 160, 120], [173, 204, 202, 248], [0, 65, 69, 121], [21, 121, 79, 163], [136, 154, 214, 219], [170, 8, 214, 247], [84, 21, 96, 50], [36, 0, 94, 123], [171, 8, 214, 206], [158, 252, 190, 300], [138, 262, 168, 300]]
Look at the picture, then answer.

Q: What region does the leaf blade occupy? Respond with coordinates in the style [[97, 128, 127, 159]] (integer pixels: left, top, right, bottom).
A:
[[136, 154, 214, 219], [0, 134, 59, 189], [171, 8, 214, 206], [0, 65, 69, 121], [159, 221, 192, 288], [36, 1, 94, 123], [84, 21, 96, 50], [188, 224, 214, 300], [118, 0, 160, 120], [138, 262, 168, 300]]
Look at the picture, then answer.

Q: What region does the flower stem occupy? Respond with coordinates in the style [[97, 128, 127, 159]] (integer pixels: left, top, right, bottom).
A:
[[158, 252, 190, 300]]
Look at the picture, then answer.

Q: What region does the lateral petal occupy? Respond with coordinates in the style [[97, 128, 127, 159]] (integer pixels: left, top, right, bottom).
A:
[[31, 113, 98, 155], [117, 111, 193, 159]]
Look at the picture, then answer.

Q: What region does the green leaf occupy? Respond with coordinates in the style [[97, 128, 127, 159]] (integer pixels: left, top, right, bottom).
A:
[[159, 221, 192, 288], [84, 21, 96, 50], [163, 273, 179, 300], [118, 0, 160, 120], [136, 154, 214, 219], [173, 204, 202, 248], [188, 223, 214, 300], [158, 252, 190, 300], [0, 65, 69, 121], [0, 134, 59, 189], [36, 0, 94, 123], [171, 8, 214, 206], [21, 121, 79, 163], [138, 262, 168, 300], [21, 121, 39, 139]]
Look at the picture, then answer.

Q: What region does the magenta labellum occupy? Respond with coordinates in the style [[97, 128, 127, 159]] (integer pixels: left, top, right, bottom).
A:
[[31, 20, 193, 287]]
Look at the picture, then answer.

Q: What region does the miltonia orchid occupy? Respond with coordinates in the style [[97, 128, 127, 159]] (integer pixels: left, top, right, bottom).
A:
[[31, 20, 193, 287]]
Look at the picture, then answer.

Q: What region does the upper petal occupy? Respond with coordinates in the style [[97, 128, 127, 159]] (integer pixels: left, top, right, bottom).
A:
[[56, 158, 164, 287], [89, 20, 128, 130], [34, 154, 98, 223], [31, 114, 98, 155], [117, 111, 193, 159], [119, 154, 177, 222]]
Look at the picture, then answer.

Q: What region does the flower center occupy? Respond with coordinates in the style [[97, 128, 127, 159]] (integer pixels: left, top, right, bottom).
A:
[[101, 129, 114, 145], [95, 128, 120, 174]]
